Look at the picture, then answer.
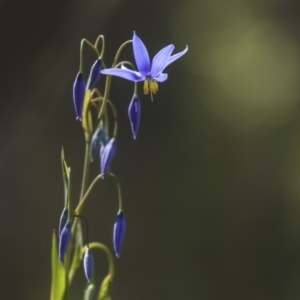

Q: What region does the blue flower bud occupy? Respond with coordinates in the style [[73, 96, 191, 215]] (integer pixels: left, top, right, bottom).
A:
[[113, 210, 126, 258], [88, 59, 102, 89], [59, 208, 68, 236], [83, 248, 94, 282], [59, 221, 72, 262], [128, 95, 141, 139], [73, 72, 86, 121], [100, 138, 116, 175], [90, 123, 108, 162]]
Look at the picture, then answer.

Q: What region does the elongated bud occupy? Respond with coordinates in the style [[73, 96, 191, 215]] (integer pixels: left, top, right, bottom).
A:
[[59, 221, 72, 262], [100, 138, 116, 175], [90, 123, 108, 162], [128, 95, 141, 139], [59, 208, 68, 236], [83, 248, 94, 282], [88, 59, 102, 89], [113, 210, 126, 258], [73, 72, 86, 120]]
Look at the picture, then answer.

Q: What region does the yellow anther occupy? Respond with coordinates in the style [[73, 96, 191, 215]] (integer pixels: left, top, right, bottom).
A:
[[149, 80, 159, 94], [143, 80, 149, 94]]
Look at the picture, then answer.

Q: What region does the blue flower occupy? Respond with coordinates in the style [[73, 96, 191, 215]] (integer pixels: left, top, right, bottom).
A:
[[59, 221, 72, 262], [113, 210, 126, 258], [83, 248, 94, 282], [101, 32, 188, 97]]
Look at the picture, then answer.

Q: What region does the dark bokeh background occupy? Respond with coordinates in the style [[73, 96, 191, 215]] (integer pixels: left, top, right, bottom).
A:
[[1, 0, 300, 299]]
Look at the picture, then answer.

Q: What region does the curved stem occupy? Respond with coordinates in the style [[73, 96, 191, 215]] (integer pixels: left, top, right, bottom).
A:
[[107, 173, 123, 211], [82, 242, 115, 277], [94, 35, 105, 58], [74, 173, 123, 222], [80, 39, 100, 73]]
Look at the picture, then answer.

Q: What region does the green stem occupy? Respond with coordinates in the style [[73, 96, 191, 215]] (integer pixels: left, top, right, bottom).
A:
[[97, 40, 132, 120], [80, 39, 100, 73], [73, 173, 123, 230], [84, 242, 115, 277], [90, 97, 118, 137], [94, 35, 105, 58], [79, 141, 91, 201]]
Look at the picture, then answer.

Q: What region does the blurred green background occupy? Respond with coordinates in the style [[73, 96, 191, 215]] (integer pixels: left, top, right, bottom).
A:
[[1, 0, 300, 299]]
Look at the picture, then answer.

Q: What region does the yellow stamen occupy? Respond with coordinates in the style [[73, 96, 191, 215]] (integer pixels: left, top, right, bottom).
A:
[[150, 80, 159, 94], [143, 80, 149, 94]]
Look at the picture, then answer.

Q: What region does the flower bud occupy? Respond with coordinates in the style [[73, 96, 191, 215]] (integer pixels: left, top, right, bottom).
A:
[[59, 221, 72, 262], [88, 59, 102, 89], [128, 95, 141, 139], [100, 138, 116, 175], [113, 210, 126, 258], [73, 72, 86, 121], [90, 123, 108, 162], [83, 248, 94, 282], [59, 208, 68, 236]]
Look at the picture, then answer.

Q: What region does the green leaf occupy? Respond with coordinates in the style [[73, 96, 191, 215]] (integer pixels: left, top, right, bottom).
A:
[[84, 284, 95, 300], [50, 231, 65, 300], [98, 274, 112, 300]]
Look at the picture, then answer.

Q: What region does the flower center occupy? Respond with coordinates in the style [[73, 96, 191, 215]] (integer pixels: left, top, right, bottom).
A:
[[143, 79, 159, 95]]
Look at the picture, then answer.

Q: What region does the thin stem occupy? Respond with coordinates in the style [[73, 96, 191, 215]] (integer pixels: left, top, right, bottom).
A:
[[107, 173, 123, 211], [74, 173, 123, 224], [94, 35, 105, 58], [90, 97, 118, 137], [79, 141, 91, 202], [80, 39, 100, 73], [74, 215, 89, 247], [97, 40, 132, 119]]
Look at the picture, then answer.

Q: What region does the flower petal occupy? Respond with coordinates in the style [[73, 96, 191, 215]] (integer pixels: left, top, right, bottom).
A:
[[151, 45, 174, 77], [165, 45, 188, 68], [153, 73, 168, 82], [133, 31, 151, 76], [101, 68, 144, 82]]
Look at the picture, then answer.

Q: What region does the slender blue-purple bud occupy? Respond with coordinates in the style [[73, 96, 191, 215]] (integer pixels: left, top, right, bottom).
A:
[[88, 59, 102, 89], [59, 221, 72, 262], [100, 138, 117, 175], [83, 248, 94, 282], [113, 210, 126, 258], [73, 72, 86, 121], [128, 95, 141, 139], [90, 124, 108, 162], [59, 208, 68, 236]]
